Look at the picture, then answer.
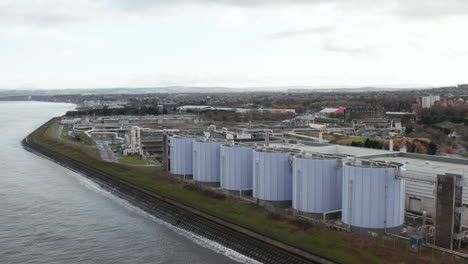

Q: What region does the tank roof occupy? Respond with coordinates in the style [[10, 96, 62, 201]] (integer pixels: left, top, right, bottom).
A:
[[195, 138, 226, 143], [221, 141, 255, 148], [254, 146, 300, 154], [294, 152, 345, 160], [345, 160, 402, 169], [170, 135, 196, 139]]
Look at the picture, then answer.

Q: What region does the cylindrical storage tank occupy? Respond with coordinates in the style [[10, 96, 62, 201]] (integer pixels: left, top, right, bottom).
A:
[[170, 137, 194, 179], [220, 144, 253, 195], [292, 154, 342, 219], [253, 148, 293, 207], [193, 139, 223, 187], [342, 161, 405, 235]]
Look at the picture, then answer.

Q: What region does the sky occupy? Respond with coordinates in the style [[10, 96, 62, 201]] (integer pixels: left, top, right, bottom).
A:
[[1, 0, 468, 90]]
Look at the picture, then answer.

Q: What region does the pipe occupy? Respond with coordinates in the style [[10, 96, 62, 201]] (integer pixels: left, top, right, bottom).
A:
[[348, 179, 353, 231], [264, 129, 273, 146], [323, 209, 342, 220], [384, 168, 388, 234]]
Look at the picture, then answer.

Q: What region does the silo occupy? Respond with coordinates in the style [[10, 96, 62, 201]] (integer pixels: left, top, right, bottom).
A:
[[292, 153, 342, 219], [170, 136, 194, 179], [220, 143, 253, 195], [342, 161, 405, 235], [253, 148, 294, 207], [193, 139, 223, 187]]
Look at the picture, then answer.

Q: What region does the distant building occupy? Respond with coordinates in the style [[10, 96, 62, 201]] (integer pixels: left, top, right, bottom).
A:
[[177, 106, 295, 114], [352, 119, 404, 134], [421, 95, 440, 108], [177, 105, 212, 111], [261, 108, 296, 114], [385, 112, 417, 123], [319, 108, 345, 116], [157, 103, 179, 110], [344, 106, 384, 121], [309, 123, 326, 129]]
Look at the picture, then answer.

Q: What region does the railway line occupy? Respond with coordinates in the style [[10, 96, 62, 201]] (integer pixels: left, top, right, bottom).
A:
[[22, 134, 340, 264]]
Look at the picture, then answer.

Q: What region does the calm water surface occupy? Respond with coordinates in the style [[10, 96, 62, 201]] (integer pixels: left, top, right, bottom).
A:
[[0, 101, 251, 264]]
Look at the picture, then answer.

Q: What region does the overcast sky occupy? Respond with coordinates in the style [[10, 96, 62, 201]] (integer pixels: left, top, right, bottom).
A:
[[1, 0, 468, 89]]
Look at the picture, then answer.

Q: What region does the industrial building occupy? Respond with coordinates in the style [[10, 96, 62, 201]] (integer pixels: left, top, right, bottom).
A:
[[352, 119, 404, 136], [267, 142, 468, 227], [61, 113, 468, 249], [344, 106, 384, 121], [167, 132, 468, 249]]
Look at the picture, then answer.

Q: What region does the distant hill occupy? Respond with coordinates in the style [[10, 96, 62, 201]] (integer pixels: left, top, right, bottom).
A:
[[0, 84, 454, 97]]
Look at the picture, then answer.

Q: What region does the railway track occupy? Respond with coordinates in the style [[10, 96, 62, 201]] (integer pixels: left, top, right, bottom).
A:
[[23, 135, 341, 264]]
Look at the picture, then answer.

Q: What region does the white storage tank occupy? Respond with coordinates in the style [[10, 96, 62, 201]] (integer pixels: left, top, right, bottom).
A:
[[220, 143, 253, 195], [170, 136, 194, 178], [342, 161, 405, 234], [253, 148, 294, 207], [193, 139, 223, 187], [292, 153, 342, 219]]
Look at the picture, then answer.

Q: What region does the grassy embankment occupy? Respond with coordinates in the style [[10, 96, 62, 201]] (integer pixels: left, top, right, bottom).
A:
[[27, 119, 456, 264], [59, 124, 99, 153], [346, 138, 367, 144], [433, 121, 463, 130], [119, 156, 158, 165]]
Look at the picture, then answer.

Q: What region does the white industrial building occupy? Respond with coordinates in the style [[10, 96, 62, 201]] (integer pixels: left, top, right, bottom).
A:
[[268, 142, 468, 226], [169, 133, 468, 237]]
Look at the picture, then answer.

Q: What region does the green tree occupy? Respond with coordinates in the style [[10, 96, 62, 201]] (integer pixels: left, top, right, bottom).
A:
[[428, 142, 437, 155]]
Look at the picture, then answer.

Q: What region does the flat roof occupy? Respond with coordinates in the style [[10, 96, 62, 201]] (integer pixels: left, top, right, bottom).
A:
[[369, 156, 468, 177], [269, 142, 468, 176], [385, 112, 416, 115], [268, 143, 391, 157]]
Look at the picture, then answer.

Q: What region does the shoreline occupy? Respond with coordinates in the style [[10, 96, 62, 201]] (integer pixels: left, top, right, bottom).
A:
[[22, 127, 337, 264]]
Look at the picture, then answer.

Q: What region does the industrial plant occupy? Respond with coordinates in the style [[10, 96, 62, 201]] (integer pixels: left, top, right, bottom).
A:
[[55, 102, 468, 256], [163, 128, 468, 252]]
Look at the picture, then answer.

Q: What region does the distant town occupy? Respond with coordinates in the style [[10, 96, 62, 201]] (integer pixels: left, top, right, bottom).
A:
[[3, 84, 468, 158]]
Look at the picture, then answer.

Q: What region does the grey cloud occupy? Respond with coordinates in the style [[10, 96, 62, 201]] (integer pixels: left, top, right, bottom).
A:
[[393, 0, 468, 20], [0, 1, 102, 27], [322, 41, 372, 55], [114, 0, 468, 19], [1, 0, 468, 28], [114, 0, 327, 9], [268, 26, 335, 39], [334, 0, 468, 20]]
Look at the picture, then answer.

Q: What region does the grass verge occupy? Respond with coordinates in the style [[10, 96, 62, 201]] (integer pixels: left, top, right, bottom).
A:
[[433, 122, 463, 130], [119, 156, 157, 165]]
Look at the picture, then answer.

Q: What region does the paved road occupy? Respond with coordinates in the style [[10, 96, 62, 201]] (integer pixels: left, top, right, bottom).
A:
[[55, 124, 117, 162], [97, 144, 117, 162], [55, 125, 64, 138]]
